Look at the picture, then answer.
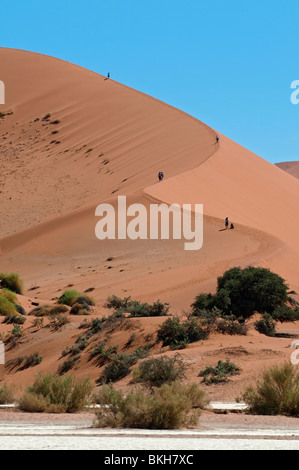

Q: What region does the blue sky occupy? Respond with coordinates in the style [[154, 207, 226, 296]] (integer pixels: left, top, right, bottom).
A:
[[1, 0, 299, 163]]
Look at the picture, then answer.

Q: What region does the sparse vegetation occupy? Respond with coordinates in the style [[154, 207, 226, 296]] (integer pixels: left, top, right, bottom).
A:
[[0, 296, 18, 316], [0, 272, 23, 295], [254, 314, 277, 337], [3, 313, 26, 325], [199, 359, 241, 384], [241, 362, 299, 416], [132, 354, 187, 388], [94, 381, 209, 429], [0, 383, 15, 404], [18, 373, 93, 413], [58, 290, 95, 308], [100, 348, 149, 384], [29, 304, 68, 317], [105, 295, 169, 318], [157, 316, 209, 349]]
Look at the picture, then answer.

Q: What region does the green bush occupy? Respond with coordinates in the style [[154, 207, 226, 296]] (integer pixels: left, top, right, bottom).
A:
[[18, 373, 93, 413], [132, 354, 187, 388], [94, 381, 209, 429], [0, 288, 18, 304], [199, 359, 241, 384], [100, 352, 141, 384], [0, 296, 18, 316], [105, 295, 169, 317], [241, 362, 299, 416], [57, 290, 83, 306], [271, 306, 299, 323], [254, 314, 277, 337], [157, 316, 209, 349], [0, 273, 23, 295], [192, 267, 289, 321]]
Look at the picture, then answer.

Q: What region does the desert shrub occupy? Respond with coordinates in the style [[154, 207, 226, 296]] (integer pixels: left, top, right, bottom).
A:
[[0, 273, 23, 295], [18, 373, 92, 413], [241, 362, 299, 416], [192, 267, 289, 321], [271, 306, 299, 323], [70, 302, 91, 315], [0, 383, 15, 404], [29, 304, 68, 317], [105, 295, 131, 310], [254, 314, 277, 337], [3, 313, 26, 325], [50, 314, 70, 330], [57, 355, 80, 374], [0, 297, 18, 316], [57, 290, 82, 306], [100, 353, 139, 384], [0, 288, 17, 304], [199, 359, 241, 384], [94, 381, 209, 429], [215, 317, 248, 335], [105, 295, 169, 318], [15, 305, 26, 316], [132, 354, 187, 388], [18, 353, 43, 370], [157, 316, 209, 349], [58, 290, 95, 308]]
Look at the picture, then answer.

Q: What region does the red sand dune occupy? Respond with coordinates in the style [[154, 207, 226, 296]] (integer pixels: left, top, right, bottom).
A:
[[276, 161, 299, 179], [0, 48, 299, 399]]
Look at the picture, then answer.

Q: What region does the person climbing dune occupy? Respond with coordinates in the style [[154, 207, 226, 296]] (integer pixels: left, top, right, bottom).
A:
[[158, 171, 164, 181], [225, 217, 229, 229]]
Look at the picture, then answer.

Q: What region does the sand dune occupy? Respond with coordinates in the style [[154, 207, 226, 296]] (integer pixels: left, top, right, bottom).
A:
[[276, 161, 299, 179], [0, 48, 299, 399]]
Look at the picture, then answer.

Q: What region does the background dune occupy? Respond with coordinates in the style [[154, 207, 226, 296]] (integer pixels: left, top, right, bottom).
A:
[[276, 161, 299, 179], [0, 48, 298, 399]]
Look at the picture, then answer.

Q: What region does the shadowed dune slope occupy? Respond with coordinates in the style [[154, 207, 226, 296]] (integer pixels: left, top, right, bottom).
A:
[[276, 161, 299, 179]]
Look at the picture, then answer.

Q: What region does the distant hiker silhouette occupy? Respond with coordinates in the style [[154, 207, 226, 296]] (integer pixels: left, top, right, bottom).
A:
[[107, 72, 110, 79], [230, 223, 234, 230], [158, 171, 164, 181], [216, 135, 219, 143], [225, 217, 229, 229]]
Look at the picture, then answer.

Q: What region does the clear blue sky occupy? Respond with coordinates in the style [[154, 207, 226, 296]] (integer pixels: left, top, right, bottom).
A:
[[1, 0, 299, 163]]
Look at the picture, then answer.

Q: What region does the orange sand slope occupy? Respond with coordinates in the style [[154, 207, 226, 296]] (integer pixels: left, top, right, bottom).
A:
[[1, 47, 299, 304], [276, 161, 299, 179]]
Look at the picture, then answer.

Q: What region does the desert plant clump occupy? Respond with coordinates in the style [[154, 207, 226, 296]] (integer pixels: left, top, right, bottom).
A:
[[241, 362, 299, 416], [0, 296, 18, 316], [94, 381, 209, 429], [58, 290, 95, 308], [199, 359, 241, 384], [18, 373, 93, 413], [0, 383, 15, 404], [100, 350, 147, 384], [191, 266, 289, 322], [3, 313, 26, 325], [157, 316, 209, 350], [132, 354, 187, 388], [254, 313, 277, 337], [29, 304, 68, 317], [50, 314, 70, 331], [0, 273, 24, 295], [105, 295, 169, 318], [0, 288, 18, 304]]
